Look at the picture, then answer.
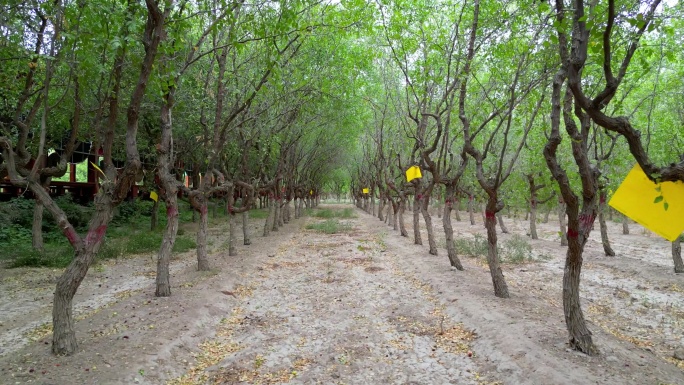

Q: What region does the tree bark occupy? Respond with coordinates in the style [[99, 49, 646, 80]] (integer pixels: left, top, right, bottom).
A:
[[497, 212, 509, 234], [228, 213, 237, 256], [529, 201, 538, 239], [32, 198, 45, 251], [413, 193, 422, 245], [564, 231, 597, 355], [598, 195, 615, 256], [673, 235, 683, 273], [443, 197, 464, 270], [53, 203, 113, 355], [468, 196, 475, 225], [155, 196, 178, 297], [484, 199, 509, 298], [242, 210, 251, 245], [196, 201, 211, 270], [421, 193, 438, 255], [622, 215, 629, 235], [263, 197, 274, 236], [559, 201, 568, 246], [398, 199, 408, 237], [150, 198, 159, 231], [272, 199, 280, 232]]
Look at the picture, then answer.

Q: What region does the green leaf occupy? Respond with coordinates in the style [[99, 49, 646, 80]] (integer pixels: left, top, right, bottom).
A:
[[654, 196, 663, 203], [664, 202, 669, 211]]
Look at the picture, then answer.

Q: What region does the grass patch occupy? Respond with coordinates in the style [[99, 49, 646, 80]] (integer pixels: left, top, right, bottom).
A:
[[305, 219, 353, 234], [249, 208, 270, 219], [312, 208, 356, 219]]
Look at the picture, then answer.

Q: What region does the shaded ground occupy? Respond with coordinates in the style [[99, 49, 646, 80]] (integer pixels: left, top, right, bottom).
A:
[[0, 204, 682, 384]]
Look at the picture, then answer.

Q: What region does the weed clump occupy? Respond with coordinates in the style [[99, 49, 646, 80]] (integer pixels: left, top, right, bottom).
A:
[[306, 219, 353, 234]]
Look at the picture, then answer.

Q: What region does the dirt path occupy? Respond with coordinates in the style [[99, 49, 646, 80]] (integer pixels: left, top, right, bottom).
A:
[[1, 204, 683, 384]]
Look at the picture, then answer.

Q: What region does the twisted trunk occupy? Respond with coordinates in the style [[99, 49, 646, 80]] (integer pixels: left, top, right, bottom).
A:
[[622, 215, 630, 235]]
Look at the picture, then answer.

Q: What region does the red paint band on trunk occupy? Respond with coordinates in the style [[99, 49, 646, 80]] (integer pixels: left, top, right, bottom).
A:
[[485, 211, 496, 219], [417, 195, 422, 200], [85, 225, 107, 246], [166, 205, 178, 218], [201, 206, 208, 215], [63, 227, 79, 247], [567, 229, 579, 238]]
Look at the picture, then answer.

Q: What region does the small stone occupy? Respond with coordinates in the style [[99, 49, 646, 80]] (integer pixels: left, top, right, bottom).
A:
[[673, 347, 684, 361], [268, 254, 275, 258]]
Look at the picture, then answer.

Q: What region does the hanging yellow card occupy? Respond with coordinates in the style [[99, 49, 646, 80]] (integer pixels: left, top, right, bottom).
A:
[[362, 188, 369, 194], [150, 191, 158, 202], [406, 166, 422, 182], [608, 164, 684, 241]]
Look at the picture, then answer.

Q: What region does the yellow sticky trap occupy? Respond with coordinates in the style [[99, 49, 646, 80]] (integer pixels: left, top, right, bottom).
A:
[[406, 166, 422, 182], [609, 164, 684, 241], [310, 190, 313, 195], [362, 188, 369, 194], [150, 191, 158, 202]]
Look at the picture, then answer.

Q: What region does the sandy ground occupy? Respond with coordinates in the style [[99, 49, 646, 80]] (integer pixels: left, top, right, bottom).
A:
[[0, 203, 683, 385]]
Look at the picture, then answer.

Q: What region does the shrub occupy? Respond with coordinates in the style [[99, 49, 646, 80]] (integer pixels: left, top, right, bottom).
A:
[[500, 234, 533, 263], [455, 234, 489, 257]]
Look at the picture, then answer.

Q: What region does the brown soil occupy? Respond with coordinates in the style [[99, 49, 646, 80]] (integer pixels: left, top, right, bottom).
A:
[[0, 204, 682, 385]]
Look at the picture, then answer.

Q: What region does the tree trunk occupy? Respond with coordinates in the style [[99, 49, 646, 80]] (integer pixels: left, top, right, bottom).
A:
[[559, 202, 568, 246], [398, 199, 408, 237], [622, 215, 629, 235], [53, 208, 112, 355], [413, 194, 422, 245], [468, 196, 475, 225], [155, 196, 178, 297], [454, 205, 461, 221], [443, 197, 463, 270], [242, 210, 251, 245], [484, 200, 509, 298], [32, 199, 44, 251], [196, 202, 211, 271], [278, 201, 285, 227], [529, 202, 538, 239], [272, 199, 280, 232], [150, 198, 159, 231], [421, 194, 438, 255], [378, 197, 384, 222], [543, 208, 551, 223], [497, 212, 509, 234], [563, 234, 597, 355], [263, 198, 274, 236], [598, 196, 615, 256], [673, 235, 683, 273], [228, 213, 237, 256]]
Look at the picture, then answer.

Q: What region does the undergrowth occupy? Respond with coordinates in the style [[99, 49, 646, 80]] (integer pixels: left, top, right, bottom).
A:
[[454, 233, 550, 264], [306, 219, 353, 234]]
